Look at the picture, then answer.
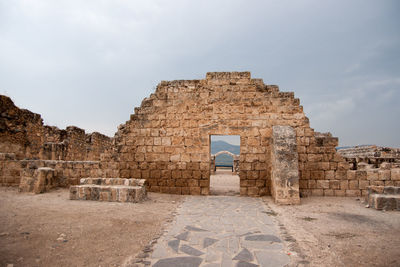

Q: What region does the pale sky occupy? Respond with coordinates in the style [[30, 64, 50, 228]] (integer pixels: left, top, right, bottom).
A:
[[1, 0, 399, 147]]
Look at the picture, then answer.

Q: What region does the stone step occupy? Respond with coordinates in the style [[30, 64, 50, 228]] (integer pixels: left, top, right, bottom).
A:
[[367, 194, 400, 211], [70, 184, 146, 203], [79, 177, 146, 187]]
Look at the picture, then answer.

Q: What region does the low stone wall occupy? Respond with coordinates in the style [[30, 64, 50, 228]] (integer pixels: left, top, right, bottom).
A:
[[0, 154, 119, 192], [0, 153, 21, 186], [300, 163, 400, 197]]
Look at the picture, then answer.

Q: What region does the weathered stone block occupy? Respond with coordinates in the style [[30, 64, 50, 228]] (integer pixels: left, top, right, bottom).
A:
[[356, 170, 367, 180], [378, 170, 391, 180], [324, 189, 334, 196], [189, 187, 201, 195], [316, 180, 329, 189], [349, 180, 359, 190], [329, 180, 340, 190], [345, 190, 361, 197], [334, 190, 346, 196], [391, 169, 400, 180], [311, 189, 323, 196], [366, 170, 379, 181], [308, 180, 317, 189], [325, 170, 335, 180], [270, 126, 300, 205], [359, 180, 370, 190], [345, 170, 356, 180]]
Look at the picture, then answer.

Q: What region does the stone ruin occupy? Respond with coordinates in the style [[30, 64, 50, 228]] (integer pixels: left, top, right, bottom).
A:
[[1, 72, 400, 205]]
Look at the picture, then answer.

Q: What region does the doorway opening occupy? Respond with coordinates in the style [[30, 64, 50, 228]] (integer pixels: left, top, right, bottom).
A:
[[210, 135, 240, 195]]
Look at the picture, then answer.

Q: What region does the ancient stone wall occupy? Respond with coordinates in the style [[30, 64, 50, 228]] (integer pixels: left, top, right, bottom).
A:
[[0, 95, 113, 161], [113, 72, 346, 197], [2, 73, 398, 201], [0, 96, 43, 159], [0, 95, 115, 192], [0, 155, 118, 187], [337, 145, 400, 169]]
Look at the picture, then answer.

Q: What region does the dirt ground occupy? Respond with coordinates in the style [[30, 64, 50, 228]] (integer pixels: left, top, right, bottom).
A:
[[0, 187, 183, 267], [266, 196, 400, 267], [1, 186, 400, 267], [210, 169, 240, 195]]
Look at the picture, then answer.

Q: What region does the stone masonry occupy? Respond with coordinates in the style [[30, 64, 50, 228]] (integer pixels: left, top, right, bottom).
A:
[[113, 72, 357, 201], [1, 72, 400, 204]]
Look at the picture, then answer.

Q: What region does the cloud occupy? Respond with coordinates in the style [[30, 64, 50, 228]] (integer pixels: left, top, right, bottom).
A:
[[0, 0, 399, 147]]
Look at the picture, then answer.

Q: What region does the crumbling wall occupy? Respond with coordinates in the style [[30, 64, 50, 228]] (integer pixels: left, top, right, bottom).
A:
[[0, 95, 115, 192], [0, 96, 43, 159], [1, 157, 118, 188], [337, 145, 400, 169], [113, 72, 344, 197], [40, 126, 112, 161], [298, 132, 352, 197], [0, 95, 113, 162]]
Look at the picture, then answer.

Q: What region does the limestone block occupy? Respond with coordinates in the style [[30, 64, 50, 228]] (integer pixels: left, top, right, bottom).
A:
[[391, 169, 400, 180], [334, 190, 346, 196], [270, 125, 300, 205], [324, 189, 334, 196], [371, 181, 384, 186], [359, 180, 370, 190], [325, 170, 335, 180], [346, 170, 356, 180], [310, 171, 324, 180], [189, 187, 201, 195], [378, 170, 391, 180], [356, 170, 367, 180], [368, 194, 400, 210], [366, 170, 379, 181], [308, 180, 317, 189], [69, 186, 79, 200], [329, 180, 340, 190], [319, 162, 330, 171], [345, 190, 361, 197], [316, 180, 329, 189], [349, 180, 359, 190], [311, 189, 323, 196]]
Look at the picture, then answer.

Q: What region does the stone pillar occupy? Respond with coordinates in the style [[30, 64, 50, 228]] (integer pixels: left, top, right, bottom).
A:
[[271, 126, 300, 204]]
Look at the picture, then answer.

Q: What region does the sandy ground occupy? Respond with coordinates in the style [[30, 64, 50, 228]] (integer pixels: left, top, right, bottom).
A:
[[1, 181, 400, 267], [266, 196, 400, 267], [210, 169, 240, 195], [0, 187, 183, 267]]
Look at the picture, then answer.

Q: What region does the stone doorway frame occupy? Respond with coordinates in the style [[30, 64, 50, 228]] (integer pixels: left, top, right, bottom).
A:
[[208, 134, 241, 194]]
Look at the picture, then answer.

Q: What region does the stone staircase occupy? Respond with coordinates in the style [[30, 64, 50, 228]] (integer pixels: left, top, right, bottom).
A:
[[70, 178, 147, 203], [366, 186, 400, 211]]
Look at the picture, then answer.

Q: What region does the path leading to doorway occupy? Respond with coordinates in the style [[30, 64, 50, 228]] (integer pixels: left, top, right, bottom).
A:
[[146, 196, 291, 267], [210, 170, 240, 196]]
